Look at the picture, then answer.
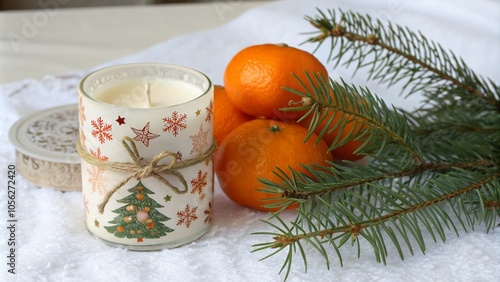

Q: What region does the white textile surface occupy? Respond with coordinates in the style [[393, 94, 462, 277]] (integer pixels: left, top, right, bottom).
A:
[[1, 0, 499, 281]]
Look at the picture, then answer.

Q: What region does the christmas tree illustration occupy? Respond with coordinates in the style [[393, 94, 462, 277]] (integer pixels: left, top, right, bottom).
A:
[[105, 180, 174, 242]]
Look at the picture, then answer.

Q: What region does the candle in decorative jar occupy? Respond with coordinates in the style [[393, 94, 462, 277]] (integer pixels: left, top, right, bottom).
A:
[[78, 63, 214, 250]]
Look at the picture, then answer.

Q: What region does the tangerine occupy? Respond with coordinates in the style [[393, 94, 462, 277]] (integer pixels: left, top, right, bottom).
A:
[[214, 119, 333, 212], [223, 43, 328, 120], [213, 85, 253, 146]]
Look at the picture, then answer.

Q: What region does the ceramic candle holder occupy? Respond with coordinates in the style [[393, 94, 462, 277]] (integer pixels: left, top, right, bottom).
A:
[[78, 63, 214, 250]]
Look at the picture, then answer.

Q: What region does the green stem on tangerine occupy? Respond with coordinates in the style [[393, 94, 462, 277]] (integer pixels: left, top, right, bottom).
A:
[[269, 125, 281, 132]]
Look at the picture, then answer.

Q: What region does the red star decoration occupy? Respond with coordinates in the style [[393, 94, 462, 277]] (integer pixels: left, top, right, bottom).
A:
[[131, 122, 160, 147], [116, 116, 126, 125]]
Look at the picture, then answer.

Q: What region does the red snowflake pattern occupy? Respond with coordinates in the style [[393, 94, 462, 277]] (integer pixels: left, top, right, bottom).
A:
[[176, 151, 183, 161], [176, 204, 198, 228], [79, 129, 87, 148], [190, 170, 207, 195], [205, 99, 213, 122], [91, 117, 113, 144], [83, 195, 89, 218], [162, 111, 188, 136], [87, 166, 108, 194], [204, 202, 213, 224], [78, 95, 86, 126], [90, 147, 109, 162]]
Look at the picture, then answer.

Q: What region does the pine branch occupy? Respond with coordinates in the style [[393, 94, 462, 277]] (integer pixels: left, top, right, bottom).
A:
[[253, 8, 500, 280], [290, 74, 425, 164], [304, 9, 500, 110], [279, 159, 495, 200], [264, 171, 499, 249], [255, 169, 499, 278]]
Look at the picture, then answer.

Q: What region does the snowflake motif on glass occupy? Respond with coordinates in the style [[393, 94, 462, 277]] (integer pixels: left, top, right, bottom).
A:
[[162, 111, 188, 136], [78, 95, 86, 126], [190, 124, 209, 155], [90, 147, 109, 162], [176, 204, 198, 228], [83, 195, 89, 218], [87, 166, 108, 194], [80, 129, 87, 148], [176, 151, 183, 161], [131, 122, 160, 147], [91, 117, 113, 144], [204, 202, 213, 224], [190, 170, 207, 195], [205, 99, 213, 122], [204, 155, 212, 166]]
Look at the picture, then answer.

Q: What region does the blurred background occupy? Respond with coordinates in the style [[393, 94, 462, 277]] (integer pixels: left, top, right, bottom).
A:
[[0, 0, 266, 10]]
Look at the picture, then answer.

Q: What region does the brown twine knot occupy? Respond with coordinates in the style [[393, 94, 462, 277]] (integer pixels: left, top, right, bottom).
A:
[[77, 136, 215, 214]]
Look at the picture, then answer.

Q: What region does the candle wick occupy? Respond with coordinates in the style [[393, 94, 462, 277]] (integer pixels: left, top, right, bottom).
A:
[[145, 83, 152, 107]]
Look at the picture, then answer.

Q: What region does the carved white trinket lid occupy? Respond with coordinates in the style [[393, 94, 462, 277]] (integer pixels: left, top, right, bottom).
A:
[[8, 104, 81, 191]]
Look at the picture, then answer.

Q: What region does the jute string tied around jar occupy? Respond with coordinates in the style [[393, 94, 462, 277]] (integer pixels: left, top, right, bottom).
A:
[[76, 136, 215, 214]]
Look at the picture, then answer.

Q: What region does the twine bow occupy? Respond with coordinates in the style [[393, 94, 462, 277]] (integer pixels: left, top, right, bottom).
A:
[[77, 136, 215, 214]]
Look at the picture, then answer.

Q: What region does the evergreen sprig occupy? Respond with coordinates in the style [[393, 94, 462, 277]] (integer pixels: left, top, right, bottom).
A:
[[252, 9, 500, 280]]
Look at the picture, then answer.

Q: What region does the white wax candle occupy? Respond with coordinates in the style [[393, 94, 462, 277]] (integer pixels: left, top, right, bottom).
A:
[[79, 63, 214, 249], [93, 79, 202, 108]]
